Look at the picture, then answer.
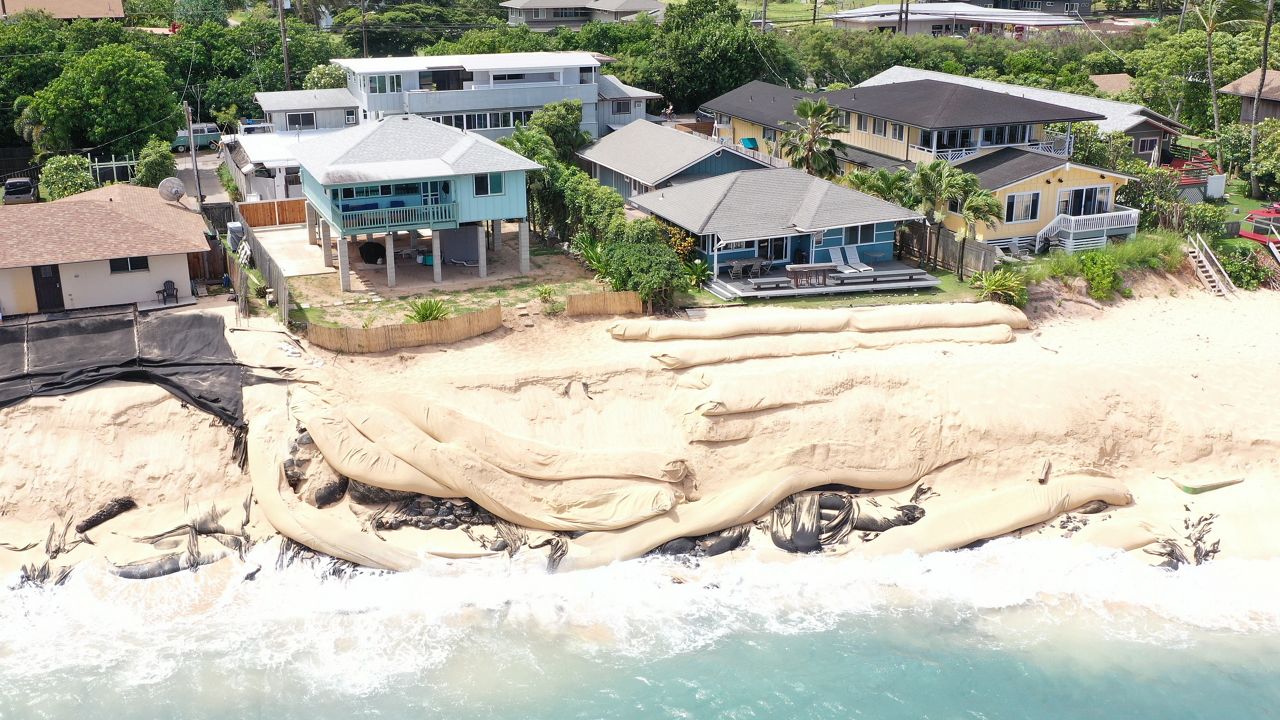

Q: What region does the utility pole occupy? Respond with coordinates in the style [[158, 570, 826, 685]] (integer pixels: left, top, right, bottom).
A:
[[812, 0, 818, 24], [277, 0, 293, 90], [761, 0, 768, 32], [361, 0, 369, 58], [184, 101, 204, 211]]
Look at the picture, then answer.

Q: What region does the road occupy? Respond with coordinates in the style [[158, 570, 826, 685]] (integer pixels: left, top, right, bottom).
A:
[[175, 148, 229, 205]]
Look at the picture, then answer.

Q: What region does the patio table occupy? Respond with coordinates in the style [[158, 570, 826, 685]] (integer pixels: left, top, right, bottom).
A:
[[785, 262, 838, 287]]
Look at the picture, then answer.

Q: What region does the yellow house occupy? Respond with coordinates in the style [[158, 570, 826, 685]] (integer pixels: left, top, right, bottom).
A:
[[943, 148, 1138, 254]]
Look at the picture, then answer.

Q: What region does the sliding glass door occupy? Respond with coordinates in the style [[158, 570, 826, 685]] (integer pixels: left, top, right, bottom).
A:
[[1057, 186, 1112, 216]]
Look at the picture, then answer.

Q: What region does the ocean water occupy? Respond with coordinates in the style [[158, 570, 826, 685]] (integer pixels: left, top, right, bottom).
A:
[[3, 539, 1279, 719]]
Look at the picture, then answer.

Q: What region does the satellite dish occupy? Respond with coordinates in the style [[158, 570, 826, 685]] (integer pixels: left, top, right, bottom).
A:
[[158, 177, 187, 204]]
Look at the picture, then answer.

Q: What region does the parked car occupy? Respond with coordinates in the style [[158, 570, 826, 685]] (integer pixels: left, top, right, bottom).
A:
[[2, 177, 36, 204], [172, 123, 222, 153]]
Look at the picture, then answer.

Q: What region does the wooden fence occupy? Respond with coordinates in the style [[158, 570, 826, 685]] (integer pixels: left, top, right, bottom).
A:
[[898, 222, 996, 278], [305, 305, 504, 353], [238, 198, 306, 227], [566, 291, 643, 316]]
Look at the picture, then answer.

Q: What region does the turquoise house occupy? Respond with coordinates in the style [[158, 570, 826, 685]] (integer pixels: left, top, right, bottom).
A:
[[578, 119, 772, 202], [629, 168, 927, 299], [293, 114, 541, 290]]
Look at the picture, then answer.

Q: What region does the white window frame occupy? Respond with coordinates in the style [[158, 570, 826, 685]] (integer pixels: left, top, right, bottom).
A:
[[1134, 137, 1159, 154], [474, 172, 505, 197], [891, 123, 905, 141], [873, 118, 887, 137], [284, 111, 315, 130], [1064, 2, 1078, 11], [109, 256, 150, 273], [1024, 0, 1041, 7], [612, 100, 631, 115], [344, 109, 356, 125], [1057, 185, 1112, 216], [763, 127, 777, 143], [1004, 191, 1041, 224], [856, 114, 868, 132]]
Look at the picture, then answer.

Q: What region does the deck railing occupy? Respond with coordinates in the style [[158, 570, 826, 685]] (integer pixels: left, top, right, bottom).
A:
[[340, 202, 458, 232], [1036, 205, 1140, 249]]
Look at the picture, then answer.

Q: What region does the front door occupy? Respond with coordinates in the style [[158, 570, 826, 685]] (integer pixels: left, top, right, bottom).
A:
[[32, 264, 63, 312]]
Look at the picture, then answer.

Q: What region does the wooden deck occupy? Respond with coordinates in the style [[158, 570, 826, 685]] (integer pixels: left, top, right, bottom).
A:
[[707, 260, 941, 299]]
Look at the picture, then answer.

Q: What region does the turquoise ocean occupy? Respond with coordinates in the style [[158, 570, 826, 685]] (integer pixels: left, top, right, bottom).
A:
[[3, 539, 1279, 719]]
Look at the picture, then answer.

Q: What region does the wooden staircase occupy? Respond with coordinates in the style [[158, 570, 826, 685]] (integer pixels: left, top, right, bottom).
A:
[[1186, 234, 1236, 298]]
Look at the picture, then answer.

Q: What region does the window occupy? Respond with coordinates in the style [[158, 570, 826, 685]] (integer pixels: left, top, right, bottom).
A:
[[1064, 2, 1078, 11], [422, 180, 448, 204], [873, 118, 887, 137], [1024, 0, 1041, 7], [284, 112, 315, 131], [552, 7, 590, 17], [716, 113, 729, 126], [1134, 137, 1159, 154], [393, 183, 421, 196], [852, 224, 876, 244], [344, 109, 356, 125], [856, 114, 868, 132], [819, 227, 844, 246], [493, 73, 526, 81], [837, 111, 851, 130], [891, 123, 905, 141], [344, 185, 391, 200], [763, 127, 777, 142], [109, 256, 149, 273], [612, 100, 632, 115], [1004, 192, 1040, 223], [474, 172, 504, 197], [467, 112, 489, 130], [1058, 186, 1112, 216], [367, 74, 401, 94]]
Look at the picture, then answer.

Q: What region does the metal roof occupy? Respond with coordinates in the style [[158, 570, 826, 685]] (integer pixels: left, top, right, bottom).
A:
[[597, 74, 662, 101], [825, 80, 1104, 130], [254, 88, 359, 113], [859, 66, 1186, 135], [578, 120, 768, 187], [828, 2, 1081, 27], [290, 114, 541, 186], [0, 185, 208, 270], [331, 52, 599, 75], [629, 168, 921, 242], [587, 0, 663, 11]]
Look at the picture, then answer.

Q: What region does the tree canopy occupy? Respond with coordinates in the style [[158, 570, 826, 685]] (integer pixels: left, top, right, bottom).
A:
[[303, 63, 348, 90], [39, 154, 96, 200]]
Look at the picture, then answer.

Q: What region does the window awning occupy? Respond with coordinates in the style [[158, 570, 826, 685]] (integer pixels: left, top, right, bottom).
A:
[[740, 138, 759, 151]]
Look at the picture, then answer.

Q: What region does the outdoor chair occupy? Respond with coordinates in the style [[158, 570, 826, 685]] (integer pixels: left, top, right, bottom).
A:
[[844, 246, 873, 273], [748, 262, 762, 279], [760, 259, 774, 274], [729, 264, 743, 281], [156, 280, 178, 305], [826, 246, 854, 273]]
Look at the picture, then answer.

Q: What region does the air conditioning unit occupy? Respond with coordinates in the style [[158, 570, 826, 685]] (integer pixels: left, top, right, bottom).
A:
[[227, 221, 246, 250]]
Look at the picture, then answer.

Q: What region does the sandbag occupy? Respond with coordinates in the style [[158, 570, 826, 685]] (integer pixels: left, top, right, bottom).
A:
[[558, 445, 947, 571], [610, 303, 1028, 341], [295, 406, 459, 498], [379, 396, 689, 483], [334, 403, 680, 532], [854, 476, 1135, 557], [652, 325, 1015, 369]]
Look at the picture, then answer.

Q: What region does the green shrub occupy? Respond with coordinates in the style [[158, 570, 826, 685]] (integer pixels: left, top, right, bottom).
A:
[[535, 284, 555, 302], [571, 232, 607, 275], [1211, 239, 1275, 290], [134, 137, 176, 188], [404, 298, 449, 322], [1080, 251, 1121, 300], [1182, 203, 1229, 239], [601, 239, 684, 309], [1107, 233, 1184, 272], [968, 269, 1028, 307], [543, 300, 566, 316], [217, 163, 242, 202], [682, 258, 712, 290], [252, 282, 268, 299]]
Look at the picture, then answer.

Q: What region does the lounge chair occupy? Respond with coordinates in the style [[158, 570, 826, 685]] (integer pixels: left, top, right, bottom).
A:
[[844, 246, 873, 273], [156, 280, 178, 305], [827, 246, 858, 274]]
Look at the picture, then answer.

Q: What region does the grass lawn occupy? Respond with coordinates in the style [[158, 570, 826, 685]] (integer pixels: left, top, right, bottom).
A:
[[1221, 177, 1269, 225]]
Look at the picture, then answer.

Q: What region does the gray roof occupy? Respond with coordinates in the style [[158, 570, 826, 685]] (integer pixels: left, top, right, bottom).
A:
[[955, 147, 1135, 190], [291, 114, 541, 185], [825, 80, 1104, 130], [839, 145, 911, 171], [255, 88, 359, 113], [629, 168, 922, 242], [859, 66, 1186, 135], [588, 0, 663, 11], [597, 74, 662, 101], [579, 120, 768, 186], [701, 81, 818, 131]]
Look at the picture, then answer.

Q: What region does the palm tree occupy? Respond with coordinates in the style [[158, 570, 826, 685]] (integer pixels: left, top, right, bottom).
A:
[[500, 125, 559, 241], [841, 167, 917, 208], [1190, 0, 1261, 166], [1250, 0, 1275, 198], [780, 98, 850, 180], [910, 159, 969, 270], [950, 175, 1003, 281]]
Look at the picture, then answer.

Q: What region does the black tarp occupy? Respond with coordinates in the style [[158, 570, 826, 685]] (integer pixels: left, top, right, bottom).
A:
[[0, 309, 251, 428]]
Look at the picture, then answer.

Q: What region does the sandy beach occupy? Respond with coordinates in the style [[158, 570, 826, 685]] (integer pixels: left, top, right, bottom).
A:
[[2, 275, 1278, 580]]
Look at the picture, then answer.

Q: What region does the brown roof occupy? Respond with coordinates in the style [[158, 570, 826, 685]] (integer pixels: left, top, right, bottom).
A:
[[0, 0, 124, 18], [0, 184, 210, 270], [1090, 73, 1133, 95], [1220, 68, 1280, 101]]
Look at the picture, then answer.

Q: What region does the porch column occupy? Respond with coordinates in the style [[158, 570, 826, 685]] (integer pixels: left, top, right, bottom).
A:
[[320, 220, 333, 267], [305, 203, 318, 246], [386, 232, 396, 288], [477, 227, 488, 279], [432, 232, 443, 283], [338, 234, 351, 292], [518, 221, 530, 274]]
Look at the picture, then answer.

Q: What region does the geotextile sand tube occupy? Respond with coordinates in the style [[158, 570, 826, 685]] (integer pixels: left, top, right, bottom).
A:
[[851, 476, 1136, 557], [610, 302, 1029, 341], [379, 395, 690, 483], [652, 324, 1015, 369]]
